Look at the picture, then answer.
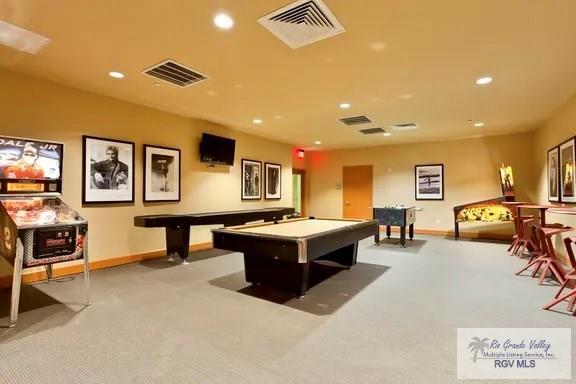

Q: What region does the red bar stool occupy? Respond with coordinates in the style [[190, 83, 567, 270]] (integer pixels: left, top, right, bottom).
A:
[[516, 225, 570, 285], [543, 237, 576, 314], [510, 216, 538, 257]]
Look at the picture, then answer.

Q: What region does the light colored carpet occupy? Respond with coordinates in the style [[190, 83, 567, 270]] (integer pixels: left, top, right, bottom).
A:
[[0, 235, 574, 384]]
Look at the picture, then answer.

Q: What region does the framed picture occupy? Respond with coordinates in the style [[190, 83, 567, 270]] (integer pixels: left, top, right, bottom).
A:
[[82, 135, 134, 204], [415, 164, 444, 200], [548, 147, 560, 202], [264, 162, 282, 199], [241, 159, 262, 200], [143, 144, 180, 202], [560, 138, 576, 203], [498, 165, 515, 198]]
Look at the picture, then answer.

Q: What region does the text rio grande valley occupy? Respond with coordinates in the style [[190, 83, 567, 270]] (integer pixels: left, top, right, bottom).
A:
[[483, 339, 555, 368]]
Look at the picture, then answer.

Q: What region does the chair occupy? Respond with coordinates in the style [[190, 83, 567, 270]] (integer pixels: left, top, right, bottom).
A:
[[543, 237, 576, 314], [516, 225, 570, 285], [510, 216, 539, 258]]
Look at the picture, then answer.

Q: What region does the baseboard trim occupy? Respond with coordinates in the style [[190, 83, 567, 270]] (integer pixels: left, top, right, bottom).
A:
[[380, 226, 512, 241], [0, 241, 212, 289]]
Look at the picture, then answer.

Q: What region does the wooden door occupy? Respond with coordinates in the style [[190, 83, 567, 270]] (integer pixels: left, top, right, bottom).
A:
[[292, 169, 307, 216], [343, 165, 373, 219]]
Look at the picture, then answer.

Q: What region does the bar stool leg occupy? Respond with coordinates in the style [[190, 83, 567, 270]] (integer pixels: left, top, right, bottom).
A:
[[543, 288, 576, 310]]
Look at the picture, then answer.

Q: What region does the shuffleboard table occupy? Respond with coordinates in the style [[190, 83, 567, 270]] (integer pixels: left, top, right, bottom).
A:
[[212, 217, 379, 297], [134, 207, 295, 261]]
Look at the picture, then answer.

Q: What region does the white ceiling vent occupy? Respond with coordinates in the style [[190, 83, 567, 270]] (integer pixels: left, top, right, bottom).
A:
[[391, 122, 419, 131], [359, 128, 386, 135], [339, 116, 372, 125], [258, 0, 345, 49], [143, 60, 208, 87]]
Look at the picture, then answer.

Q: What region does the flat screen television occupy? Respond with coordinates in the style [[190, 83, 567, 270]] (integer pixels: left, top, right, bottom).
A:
[[200, 133, 235, 166]]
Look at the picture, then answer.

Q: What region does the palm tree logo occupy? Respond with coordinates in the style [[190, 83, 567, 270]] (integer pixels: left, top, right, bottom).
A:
[[468, 337, 490, 363]]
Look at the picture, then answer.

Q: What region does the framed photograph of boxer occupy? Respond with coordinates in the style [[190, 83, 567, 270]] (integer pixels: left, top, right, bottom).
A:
[[82, 135, 134, 204], [264, 162, 281, 200], [559, 138, 576, 203], [143, 145, 180, 202], [548, 146, 560, 202], [241, 159, 261, 200], [415, 164, 444, 200]]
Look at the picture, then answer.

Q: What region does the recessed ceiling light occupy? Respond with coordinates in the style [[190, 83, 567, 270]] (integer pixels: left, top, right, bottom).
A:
[[339, 102, 351, 109], [109, 71, 125, 79], [474, 122, 484, 127], [153, 82, 161, 87], [0, 20, 51, 54], [272, 115, 284, 120], [314, 141, 322, 145], [253, 119, 262, 124], [476, 76, 493, 85], [214, 13, 234, 29], [383, 132, 392, 137], [399, 94, 413, 100]]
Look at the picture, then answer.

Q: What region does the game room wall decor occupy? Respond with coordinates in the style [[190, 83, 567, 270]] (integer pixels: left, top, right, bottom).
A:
[[498, 165, 515, 198], [415, 164, 444, 200], [548, 146, 560, 202], [82, 135, 135, 204], [559, 137, 576, 203], [264, 162, 281, 200], [143, 145, 180, 202], [241, 159, 262, 200]]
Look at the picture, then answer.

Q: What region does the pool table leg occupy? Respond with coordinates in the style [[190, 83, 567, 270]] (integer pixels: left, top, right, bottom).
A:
[[297, 263, 310, 298]]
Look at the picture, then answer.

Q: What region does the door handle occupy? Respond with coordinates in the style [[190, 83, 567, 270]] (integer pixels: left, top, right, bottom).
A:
[[345, 201, 350, 206]]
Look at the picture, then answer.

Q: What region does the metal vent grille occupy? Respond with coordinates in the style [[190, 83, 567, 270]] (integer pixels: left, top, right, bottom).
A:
[[391, 122, 419, 131], [143, 60, 208, 87], [359, 128, 386, 135], [339, 116, 372, 125], [258, 0, 345, 49]]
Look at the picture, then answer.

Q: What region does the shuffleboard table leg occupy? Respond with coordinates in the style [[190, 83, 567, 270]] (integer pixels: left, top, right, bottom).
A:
[[409, 224, 414, 240], [165, 225, 191, 262]]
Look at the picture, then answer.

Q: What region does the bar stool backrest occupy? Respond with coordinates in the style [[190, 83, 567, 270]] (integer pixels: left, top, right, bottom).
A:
[[563, 237, 576, 271]]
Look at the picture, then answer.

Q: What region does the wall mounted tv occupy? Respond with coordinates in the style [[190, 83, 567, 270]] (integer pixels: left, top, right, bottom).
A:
[[200, 133, 236, 166]]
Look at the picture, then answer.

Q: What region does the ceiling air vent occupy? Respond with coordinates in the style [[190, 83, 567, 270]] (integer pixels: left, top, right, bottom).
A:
[[359, 128, 386, 135], [391, 122, 419, 131], [143, 60, 208, 87], [258, 0, 345, 49], [339, 116, 372, 125]]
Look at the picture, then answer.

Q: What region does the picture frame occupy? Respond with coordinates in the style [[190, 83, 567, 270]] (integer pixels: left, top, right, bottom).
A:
[[264, 162, 282, 200], [82, 135, 134, 204], [241, 159, 262, 200], [415, 164, 444, 200], [548, 146, 560, 202], [498, 165, 515, 198], [143, 144, 181, 202], [559, 138, 576, 203]]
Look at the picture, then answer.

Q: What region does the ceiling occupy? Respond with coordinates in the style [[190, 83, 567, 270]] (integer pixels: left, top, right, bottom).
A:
[[1, 0, 576, 149]]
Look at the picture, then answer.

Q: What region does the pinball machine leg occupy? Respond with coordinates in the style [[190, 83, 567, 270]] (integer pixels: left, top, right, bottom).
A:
[[9, 238, 24, 327], [82, 235, 91, 306]]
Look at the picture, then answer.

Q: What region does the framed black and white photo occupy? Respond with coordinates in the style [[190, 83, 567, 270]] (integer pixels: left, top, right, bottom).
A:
[[82, 135, 134, 204], [560, 138, 576, 203], [241, 159, 261, 200], [264, 162, 281, 200], [548, 146, 560, 202], [143, 144, 180, 202], [415, 164, 444, 200]]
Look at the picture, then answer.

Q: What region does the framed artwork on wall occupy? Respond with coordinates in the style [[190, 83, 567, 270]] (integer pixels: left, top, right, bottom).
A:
[[560, 138, 576, 203], [548, 146, 560, 202], [264, 162, 281, 200], [415, 164, 444, 200], [241, 159, 262, 200], [143, 144, 180, 202], [498, 165, 515, 198], [82, 135, 134, 204]]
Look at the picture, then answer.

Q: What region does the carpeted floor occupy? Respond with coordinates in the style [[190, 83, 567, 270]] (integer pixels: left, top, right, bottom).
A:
[[0, 235, 574, 384]]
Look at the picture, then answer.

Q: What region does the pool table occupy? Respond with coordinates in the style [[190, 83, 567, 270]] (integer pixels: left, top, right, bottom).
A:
[[212, 217, 379, 297]]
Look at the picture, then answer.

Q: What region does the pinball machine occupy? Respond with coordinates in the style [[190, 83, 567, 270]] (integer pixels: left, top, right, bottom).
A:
[[0, 136, 90, 326], [453, 165, 515, 239]]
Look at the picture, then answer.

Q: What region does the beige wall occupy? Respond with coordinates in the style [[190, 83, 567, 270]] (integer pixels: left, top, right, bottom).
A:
[[534, 92, 576, 232], [302, 132, 535, 235], [0, 69, 293, 277]]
